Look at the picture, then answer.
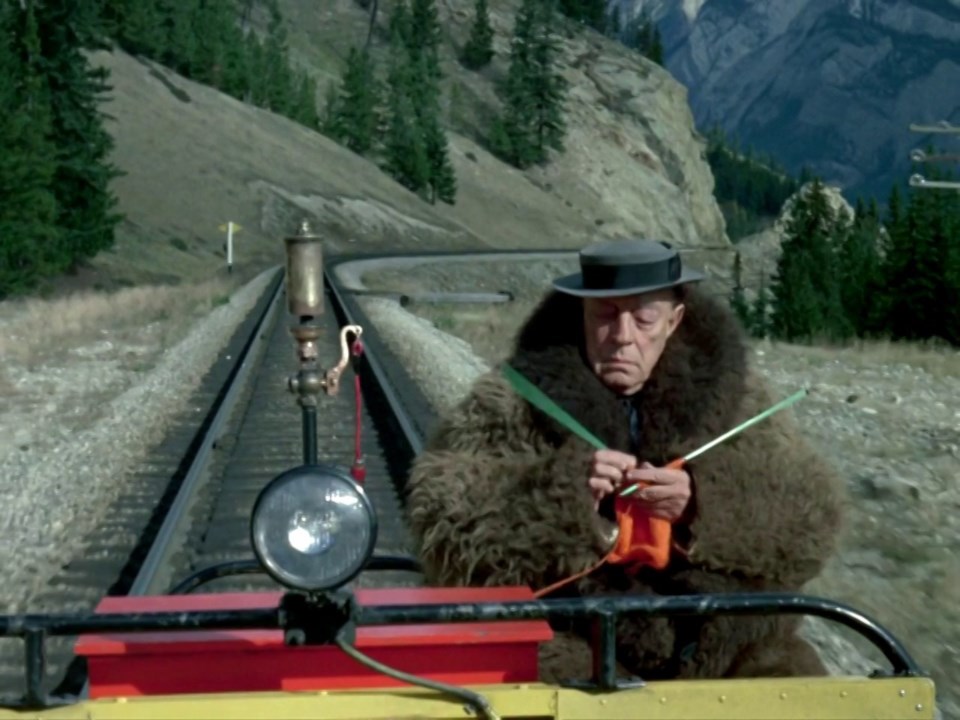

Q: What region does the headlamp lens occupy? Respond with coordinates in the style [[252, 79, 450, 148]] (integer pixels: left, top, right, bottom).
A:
[[251, 465, 376, 591]]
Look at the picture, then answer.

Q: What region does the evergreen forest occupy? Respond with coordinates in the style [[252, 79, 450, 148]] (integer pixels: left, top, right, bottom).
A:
[[731, 165, 960, 347], [0, 0, 957, 352], [0, 0, 121, 298], [0, 0, 667, 299], [703, 126, 809, 242], [0, 0, 316, 300]]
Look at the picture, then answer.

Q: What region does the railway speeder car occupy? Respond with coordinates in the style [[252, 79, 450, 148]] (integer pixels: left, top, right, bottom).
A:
[[0, 224, 938, 720]]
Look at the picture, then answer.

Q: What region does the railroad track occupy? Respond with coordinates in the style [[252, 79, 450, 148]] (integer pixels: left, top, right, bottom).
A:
[[0, 260, 433, 704]]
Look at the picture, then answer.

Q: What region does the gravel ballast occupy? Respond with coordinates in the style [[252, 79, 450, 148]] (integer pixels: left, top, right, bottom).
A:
[[0, 268, 276, 613]]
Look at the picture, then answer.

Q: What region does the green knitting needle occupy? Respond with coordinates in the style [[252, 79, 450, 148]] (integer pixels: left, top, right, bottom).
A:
[[619, 387, 809, 497], [502, 364, 808, 499], [502, 364, 607, 450]]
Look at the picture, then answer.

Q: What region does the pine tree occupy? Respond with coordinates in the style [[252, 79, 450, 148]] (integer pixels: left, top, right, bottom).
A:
[[381, 37, 431, 195], [647, 25, 664, 65], [260, 7, 295, 115], [325, 46, 381, 155], [105, 0, 166, 57], [837, 197, 883, 336], [492, 0, 567, 168], [320, 80, 341, 136], [884, 184, 903, 253], [0, 1, 61, 297], [163, 1, 199, 77], [244, 30, 267, 105], [30, 0, 122, 268], [490, 4, 537, 167], [422, 101, 457, 203], [192, 0, 235, 90], [769, 179, 850, 342], [405, 45, 456, 204], [924, 164, 960, 344], [291, 69, 318, 129], [878, 161, 959, 344], [528, 0, 566, 154], [379, 0, 457, 204], [209, 0, 250, 98], [880, 184, 934, 341], [408, 0, 442, 80], [770, 239, 822, 342], [388, 0, 413, 45], [557, 0, 604, 29], [461, 0, 494, 70], [943, 187, 960, 345]]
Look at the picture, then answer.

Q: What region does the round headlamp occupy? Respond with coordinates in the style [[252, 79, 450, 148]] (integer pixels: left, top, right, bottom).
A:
[[250, 464, 377, 592]]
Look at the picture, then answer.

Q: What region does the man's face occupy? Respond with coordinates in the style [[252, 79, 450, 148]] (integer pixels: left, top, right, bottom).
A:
[[582, 290, 685, 396]]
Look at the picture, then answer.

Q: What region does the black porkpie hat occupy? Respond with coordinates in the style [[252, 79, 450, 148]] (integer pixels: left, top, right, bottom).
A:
[[552, 238, 706, 298]]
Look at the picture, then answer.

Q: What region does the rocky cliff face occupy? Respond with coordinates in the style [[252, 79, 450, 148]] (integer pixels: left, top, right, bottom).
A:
[[276, 0, 733, 267], [614, 0, 960, 201]]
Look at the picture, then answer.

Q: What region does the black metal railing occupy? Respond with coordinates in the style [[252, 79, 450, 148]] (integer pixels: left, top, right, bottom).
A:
[[0, 588, 926, 710]]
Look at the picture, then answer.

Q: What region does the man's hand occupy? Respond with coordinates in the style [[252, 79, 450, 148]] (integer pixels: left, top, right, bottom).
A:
[[624, 462, 692, 521], [588, 449, 637, 510]]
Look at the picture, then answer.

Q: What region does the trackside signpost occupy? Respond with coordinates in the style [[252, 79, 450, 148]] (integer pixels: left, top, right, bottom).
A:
[[219, 221, 243, 273]]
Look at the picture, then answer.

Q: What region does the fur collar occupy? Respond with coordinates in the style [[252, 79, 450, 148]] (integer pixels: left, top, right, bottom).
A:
[[505, 287, 750, 463]]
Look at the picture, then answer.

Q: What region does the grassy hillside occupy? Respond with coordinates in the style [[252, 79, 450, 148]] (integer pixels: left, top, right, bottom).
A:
[[32, 0, 735, 298]]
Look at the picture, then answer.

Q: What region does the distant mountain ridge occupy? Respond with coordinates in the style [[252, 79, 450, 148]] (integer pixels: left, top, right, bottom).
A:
[[611, 0, 960, 201]]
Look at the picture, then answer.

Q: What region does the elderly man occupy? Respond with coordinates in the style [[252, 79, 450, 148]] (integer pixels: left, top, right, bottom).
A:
[[405, 238, 845, 682]]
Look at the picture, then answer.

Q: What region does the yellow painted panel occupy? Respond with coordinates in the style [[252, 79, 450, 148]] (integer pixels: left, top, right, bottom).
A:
[[0, 677, 936, 720], [0, 685, 555, 720], [558, 677, 937, 720]]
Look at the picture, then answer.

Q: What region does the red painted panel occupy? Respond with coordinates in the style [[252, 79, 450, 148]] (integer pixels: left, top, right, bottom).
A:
[[76, 586, 553, 697]]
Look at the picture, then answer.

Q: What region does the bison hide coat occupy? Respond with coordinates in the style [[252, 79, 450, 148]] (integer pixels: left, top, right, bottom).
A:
[[405, 286, 845, 682]]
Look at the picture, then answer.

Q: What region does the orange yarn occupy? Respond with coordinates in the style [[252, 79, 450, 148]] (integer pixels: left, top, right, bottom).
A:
[[532, 458, 684, 598], [605, 457, 684, 571]]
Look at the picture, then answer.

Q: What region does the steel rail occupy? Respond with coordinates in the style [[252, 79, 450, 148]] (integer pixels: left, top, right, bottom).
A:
[[57, 259, 426, 705], [126, 267, 286, 597], [69, 267, 286, 702], [325, 262, 426, 456]]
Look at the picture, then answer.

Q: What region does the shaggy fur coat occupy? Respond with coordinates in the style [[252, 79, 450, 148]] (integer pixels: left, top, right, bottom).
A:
[[405, 287, 845, 683]]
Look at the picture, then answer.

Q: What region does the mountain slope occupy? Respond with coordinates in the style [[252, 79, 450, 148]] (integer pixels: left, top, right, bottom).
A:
[[83, 0, 737, 292], [283, 0, 734, 255]]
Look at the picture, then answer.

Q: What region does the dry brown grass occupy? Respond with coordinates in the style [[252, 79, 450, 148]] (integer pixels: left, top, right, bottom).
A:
[[758, 336, 960, 378], [0, 277, 234, 370], [410, 300, 543, 365], [0, 370, 15, 396], [430, 308, 517, 361]]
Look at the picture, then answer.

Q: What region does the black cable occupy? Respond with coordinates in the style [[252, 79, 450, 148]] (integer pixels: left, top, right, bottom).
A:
[[334, 633, 500, 720]]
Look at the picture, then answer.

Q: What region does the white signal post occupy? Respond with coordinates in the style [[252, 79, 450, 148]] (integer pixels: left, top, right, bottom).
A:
[[218, 222, 243, 273]]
